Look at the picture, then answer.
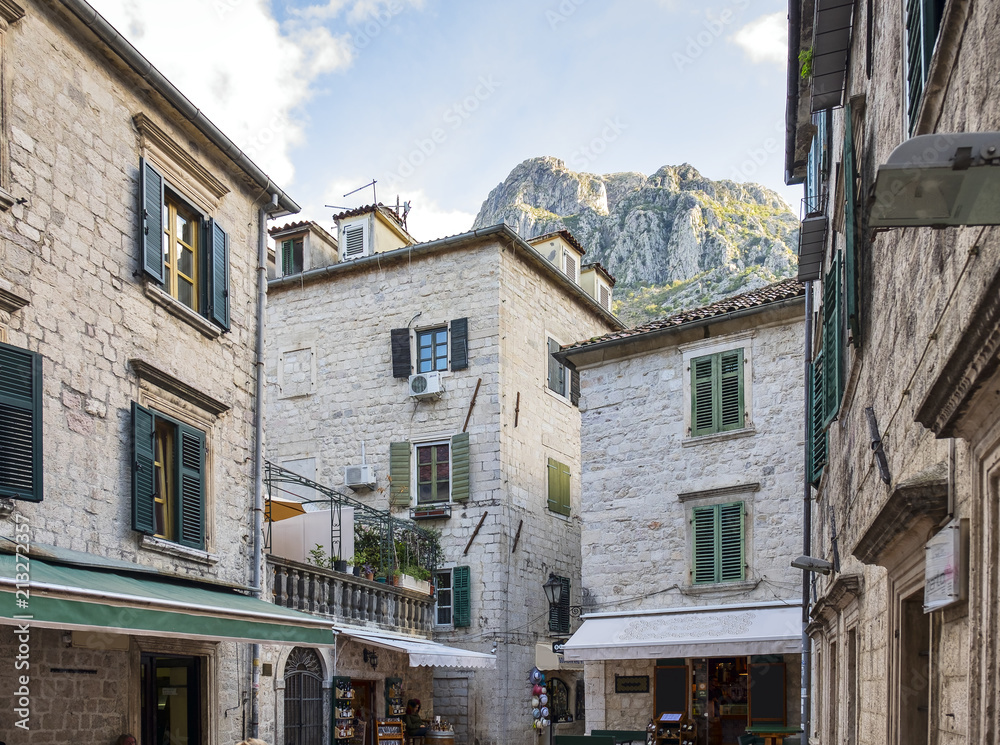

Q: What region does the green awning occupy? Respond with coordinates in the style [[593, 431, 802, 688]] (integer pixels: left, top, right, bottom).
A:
[[0, 554, 332, 645]]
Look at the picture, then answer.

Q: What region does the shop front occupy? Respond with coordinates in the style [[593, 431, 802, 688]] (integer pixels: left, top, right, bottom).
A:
[[562, 602, 802, 745]]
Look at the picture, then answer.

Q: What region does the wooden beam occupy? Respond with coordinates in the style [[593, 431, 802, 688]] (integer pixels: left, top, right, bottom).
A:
[[463, 511, 488, 555], [463, 378, 482, 433]]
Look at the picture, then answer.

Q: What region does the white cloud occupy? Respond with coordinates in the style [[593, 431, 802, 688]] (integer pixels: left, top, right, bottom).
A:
[[731, 12, 787, 65], [88, 0, 355, 186]]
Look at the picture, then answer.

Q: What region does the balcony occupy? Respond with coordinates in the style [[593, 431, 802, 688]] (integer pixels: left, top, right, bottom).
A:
[[798, 192, 829, 282], [268, 555, 434, 637]]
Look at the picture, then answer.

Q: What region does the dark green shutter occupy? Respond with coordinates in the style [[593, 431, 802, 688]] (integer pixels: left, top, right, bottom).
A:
[[718, 502, 745, 582], [281, 239, 294, 275], [450, 317, 468, 371], [453, 566, 471, 628], [389, 441, 411, 506], [207, 218, 230, 331], [823, 252, 844, 425], [390, 329, 411, 379], [570, 368, 581, 407], [0, 343, 43, 502], [719, 349, 745, 431], [692, 506, 717, 584], [843, 102, 860, 348], [548, 575, 570, 633], [809, 352, 828, 485], [451, 432, 470, 502], [905, 0, 944, 132], [131, 402, 156, 534], [139, 157, 165, 283], [176, 422, 205, 549], [547, 338, 562, 394]]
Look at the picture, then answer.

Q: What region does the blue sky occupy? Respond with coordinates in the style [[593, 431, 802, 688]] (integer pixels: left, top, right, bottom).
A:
[[89, 0, 793, 241]]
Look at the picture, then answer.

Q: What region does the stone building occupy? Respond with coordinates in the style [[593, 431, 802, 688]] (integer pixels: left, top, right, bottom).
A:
[[0, 1, 330, 743], [785, 0, 1000, 743], [264, 208, 621, 745], [558, 280, 806, 745]]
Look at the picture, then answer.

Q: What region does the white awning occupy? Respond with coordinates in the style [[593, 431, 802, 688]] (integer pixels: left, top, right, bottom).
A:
[[562, 602, 802, 661], [334, 626, 496, 669]]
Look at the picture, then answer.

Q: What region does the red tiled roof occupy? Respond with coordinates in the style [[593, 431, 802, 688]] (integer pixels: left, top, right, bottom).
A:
[[332, 203, 406, 228], [528, 229, 586, 255], [269, 220, 310, 236], [563, 278, 805, 352], [581, 261, 617, 285]]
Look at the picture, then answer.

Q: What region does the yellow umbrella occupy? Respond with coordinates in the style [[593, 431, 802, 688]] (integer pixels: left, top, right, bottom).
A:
[[265, 496, 307, 522]]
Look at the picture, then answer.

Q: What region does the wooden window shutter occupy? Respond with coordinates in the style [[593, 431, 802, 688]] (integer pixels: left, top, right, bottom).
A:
[[281, 239, 294, 275], [0, 343, 43, 502], [691, 355, 716, 436], [823, 252, 844, 425], [547, 458, 570, 515], [843, 102, 860, 348], [558, 461, 571, 516], [207, 218, 230, 331], [343, 223, 365, 258], [691, 506, 717, 584], [176, 422, 206, 550], [570, 368, 581, 407], [450, 317, 469, 371], [547, 338, 562, 393], [718, 502, 745, 582], [453, 566, 471, 627], [390, 329, 412, 379], [389, 441, 411, 506], [131, 402, 156, 533], [451, 432, 470, 502], [139, 157, 165, 283], [719, 349, 744, 431], [809, 352, 828, 485], [548, 575, 571, 633]]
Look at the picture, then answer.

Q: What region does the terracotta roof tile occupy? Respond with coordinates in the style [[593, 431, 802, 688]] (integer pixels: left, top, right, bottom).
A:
[[563, 278, 805, 352], [332, 203, 406, 228], [269, 220, 310, 235], [528, 229, 586, 255]]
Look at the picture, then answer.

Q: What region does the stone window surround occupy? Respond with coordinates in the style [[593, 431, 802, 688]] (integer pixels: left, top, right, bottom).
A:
[[679, 331, 755, 443], [0, 0, 25, 212], [680, 483, 755, 592], [131, 358, 230, 561]]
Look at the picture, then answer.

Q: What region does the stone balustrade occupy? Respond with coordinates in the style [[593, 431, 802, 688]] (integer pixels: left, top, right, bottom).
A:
[[267, 556, 434, 638]]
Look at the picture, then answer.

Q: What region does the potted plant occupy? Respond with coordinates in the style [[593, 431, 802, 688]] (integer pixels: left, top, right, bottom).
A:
[[308, 544, 331, 569], [333, 555, 348, 573], [362, 563, 375, 581]]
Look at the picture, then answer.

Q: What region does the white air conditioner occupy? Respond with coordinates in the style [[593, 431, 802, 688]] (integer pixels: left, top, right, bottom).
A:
[[344, 464, 376, 489], [408, 371, 443, 399]]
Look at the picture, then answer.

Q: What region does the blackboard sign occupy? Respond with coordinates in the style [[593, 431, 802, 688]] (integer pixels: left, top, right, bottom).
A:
[[654, 665, 687, 715], [749, 662, 785, 723]]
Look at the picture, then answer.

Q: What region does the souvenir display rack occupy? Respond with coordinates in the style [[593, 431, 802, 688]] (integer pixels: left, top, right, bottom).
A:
[[333, 676, 355, 742], [376, 719, 404, 745], [385, 677, 405, 717]]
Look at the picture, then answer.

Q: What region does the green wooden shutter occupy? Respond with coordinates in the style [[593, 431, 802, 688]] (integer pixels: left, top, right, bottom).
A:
[[453, 565, 471, 628], [547, 458, 560, 512], [692, 506, 717, 584], [691, 355, 716, 436], [131, 402, 156, 534], [281, 239, 294, 275], [207, 218, 230, 331], [809, 352, 828, 485], [176, 422, 206, 549], [139, 157, 165, 283], [389, 441, 411, 506], [843, 102, 860, 348], [450, 317, 468, 371], [719, 349, 745, 431], [0, 343, 43, 502], [451, 432, 470, 502], [570, 368, 581, 407], [557, 461, 571, 516], [390, 329, 411, 379], [719, 502, 745, 582], [548, 575, 570, 633], [823, 252, 844, 425]]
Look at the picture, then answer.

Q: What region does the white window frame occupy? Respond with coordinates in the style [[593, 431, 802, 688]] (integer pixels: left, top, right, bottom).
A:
[[414, 438, 453, 506], [434, 567, 454, 627], [680, 332, 755, 444], [545, 334, 571, 401]]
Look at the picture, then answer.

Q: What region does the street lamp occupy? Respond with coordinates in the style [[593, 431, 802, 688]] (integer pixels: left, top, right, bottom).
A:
[[363, 648, 378, 671], [543, 574, 563, 606]]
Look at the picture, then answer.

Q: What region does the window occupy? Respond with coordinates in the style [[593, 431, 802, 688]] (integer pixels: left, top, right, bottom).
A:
[[416, 441, 450, 504], [564, 252, 577, 283], [435, 566, 471, 628], [389, 433, 470, 507], [547, 458, 571, 517], [690, 349, 745, 437], [132, 402, 206, 549], [905, 0, 946, 132], [281, 237, 304, 276], [391, 318, 468, 378], [0, 341, 43, 502], [548, 575, 570, 633], [417, 327, 449, 373], [691, 502, 745, 584], [140, 157, 230, 331], [547, 337, 580, 405]]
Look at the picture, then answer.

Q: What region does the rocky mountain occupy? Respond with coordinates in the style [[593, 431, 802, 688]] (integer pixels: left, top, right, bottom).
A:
[[472, 157, 799, 325]]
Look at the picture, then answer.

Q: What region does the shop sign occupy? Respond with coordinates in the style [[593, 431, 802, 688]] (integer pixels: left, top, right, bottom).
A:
[[551, 639, 568, 654], [924, 519, 963, 613], [614, 675, 649, 694]]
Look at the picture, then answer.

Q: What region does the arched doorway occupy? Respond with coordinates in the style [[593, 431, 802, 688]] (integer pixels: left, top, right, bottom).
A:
[[284, 647, 324, 745]]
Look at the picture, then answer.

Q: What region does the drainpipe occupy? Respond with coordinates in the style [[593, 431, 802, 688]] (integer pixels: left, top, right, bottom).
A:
[[252, 193, 280, 738], [801, 281, 813, 743]]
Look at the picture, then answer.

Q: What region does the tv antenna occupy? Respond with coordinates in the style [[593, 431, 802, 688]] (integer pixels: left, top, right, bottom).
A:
[[324, 180, 378, 218]]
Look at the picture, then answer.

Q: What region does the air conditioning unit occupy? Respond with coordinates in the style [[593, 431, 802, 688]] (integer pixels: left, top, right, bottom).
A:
[[344, 464, 376, 490], [408, 371, 443, 399]]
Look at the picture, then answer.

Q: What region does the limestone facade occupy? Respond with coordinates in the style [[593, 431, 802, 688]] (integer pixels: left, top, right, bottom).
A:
[[265, 225, 620, 745]]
